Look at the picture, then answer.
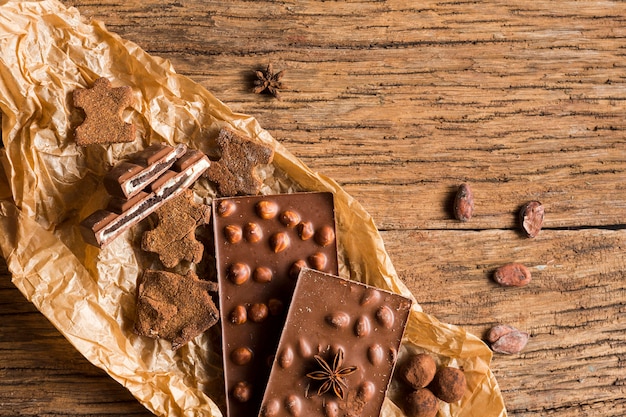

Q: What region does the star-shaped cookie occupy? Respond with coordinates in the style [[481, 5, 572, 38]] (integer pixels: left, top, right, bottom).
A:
[[204, 127, 274, 196], [141, 189, 211, 268], [73, 77, 135, 145]]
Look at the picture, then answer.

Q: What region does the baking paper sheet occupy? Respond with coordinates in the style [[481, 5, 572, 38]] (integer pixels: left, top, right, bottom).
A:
[[0, 1, 507, 416]]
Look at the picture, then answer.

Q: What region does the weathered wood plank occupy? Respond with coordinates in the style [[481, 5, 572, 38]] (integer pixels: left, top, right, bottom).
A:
[[63, 0, 626, 231], [0, 274, 153, 416], [383, 228, 626, 416]]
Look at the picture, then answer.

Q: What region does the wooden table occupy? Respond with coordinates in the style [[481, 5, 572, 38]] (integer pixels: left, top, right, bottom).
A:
[[1, 1, 625, 416]]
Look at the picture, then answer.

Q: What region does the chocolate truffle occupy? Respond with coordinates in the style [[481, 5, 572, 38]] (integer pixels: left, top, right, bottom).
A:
[[403, 388, 439, 417], [400, 353, 437, 389], [430, 366, 466, 403]]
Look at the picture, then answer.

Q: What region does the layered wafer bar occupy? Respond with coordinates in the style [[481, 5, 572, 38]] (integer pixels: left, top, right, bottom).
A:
[[80, 149, 210, 247], [259, 269, 412, 417], [104, 143, 188, 199], [212, 192, 338, 417]]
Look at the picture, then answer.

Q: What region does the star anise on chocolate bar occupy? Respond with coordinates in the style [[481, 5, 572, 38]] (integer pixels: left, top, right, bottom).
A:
[[252, 63, 285, 99], [306, 348, 357, 400]]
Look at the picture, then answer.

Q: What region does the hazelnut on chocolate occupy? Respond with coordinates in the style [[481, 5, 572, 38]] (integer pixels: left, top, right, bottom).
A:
[[248, 303, 269, 322], [217, 200, 236, 217], [403, 387, 439, 417], [315, 225, 335, 247], [268, 298, 284, 316], [231, 347, 254, 365], [289, 259, 307, 279], [308, 252, 327, 270], [224, 224, 243, 244], [255, 200, 279, 219], [253, 266, 273, 283], [230, 305, 247, 325], [228, 263, 251, 285], [375, 305, 395, 329], [270, 231, 290, 253], [400, 353, 437, 389], [297, 221, 314, 240], [231, 381, 252, 403], [279, 210, 301, 228], [430, 366, 466, 403], [244, 222, 263, 243]]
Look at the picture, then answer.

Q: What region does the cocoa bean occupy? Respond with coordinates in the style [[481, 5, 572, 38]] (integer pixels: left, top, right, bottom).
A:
[[493, 263, 532, 287], [487, 324, 529, 354], [453, 183, 474, 222], [520, 200, 544, 238]]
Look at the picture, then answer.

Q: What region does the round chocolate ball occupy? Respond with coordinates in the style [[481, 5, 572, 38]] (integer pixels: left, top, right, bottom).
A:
[[400, 353, 437, 389], [430, 366, 466, 403], [403, 388, 439, 417]]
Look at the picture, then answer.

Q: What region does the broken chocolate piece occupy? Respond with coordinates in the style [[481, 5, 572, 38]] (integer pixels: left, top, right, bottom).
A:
[[134, 269, 219, 350], [104, 143, 188, 198], [80, 149, 210, 247], [73, 77, 136, 145], [259, 269, 412, 417], [141, 189, 211, 268], [212, 192, 338, 417], [204, 127, 274, 196]]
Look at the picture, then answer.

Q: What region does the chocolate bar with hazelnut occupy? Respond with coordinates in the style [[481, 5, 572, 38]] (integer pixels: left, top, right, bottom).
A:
[[259, 268, 412, 417], [104, 143, 188, 199], [212, 192, 338, 417], [80, 149, 209, 247]]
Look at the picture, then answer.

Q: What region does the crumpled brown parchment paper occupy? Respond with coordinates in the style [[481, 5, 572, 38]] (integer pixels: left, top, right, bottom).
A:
[[0, 1, 507, 416]]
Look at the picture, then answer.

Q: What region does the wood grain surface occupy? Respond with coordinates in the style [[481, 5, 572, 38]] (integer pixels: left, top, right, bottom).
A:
[[1, 1, 625, 416]]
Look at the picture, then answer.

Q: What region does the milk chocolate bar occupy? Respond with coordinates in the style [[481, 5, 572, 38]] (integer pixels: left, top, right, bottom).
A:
[[259, 269, 412, 417], [80, 149, 210, 247], [104, 143, 187, 198], [212, 192, 338, 417]]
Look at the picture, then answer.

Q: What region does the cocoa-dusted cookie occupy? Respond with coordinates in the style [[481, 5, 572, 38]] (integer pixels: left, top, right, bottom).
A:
[[73, 77, 135, 145], [141, 189, 211, 268], [134, 269, 219, 350], [204, 127, 274, 196]]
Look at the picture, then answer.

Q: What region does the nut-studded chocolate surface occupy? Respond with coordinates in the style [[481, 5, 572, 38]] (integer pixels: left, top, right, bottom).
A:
[[212, 192, 338, 417], [259, 269, 412, 417]]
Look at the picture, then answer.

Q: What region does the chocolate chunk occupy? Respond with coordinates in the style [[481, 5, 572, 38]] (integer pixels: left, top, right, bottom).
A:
[[80, 149, 210, 247], [204, 127, 274, 196], [73, 77, 135, 145], [104, 143, 187, 198], [260, 269, 412, 417], [134, 269, 219, 350], [212, 192, 338, 417]]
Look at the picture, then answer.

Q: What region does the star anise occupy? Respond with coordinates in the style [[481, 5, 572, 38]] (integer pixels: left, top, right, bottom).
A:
[[252, 63, 286, 99], [306, 348, 358, 400]]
